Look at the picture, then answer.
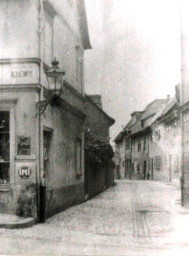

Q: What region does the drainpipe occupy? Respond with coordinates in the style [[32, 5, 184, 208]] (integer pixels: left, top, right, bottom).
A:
[[37, 0, 44, 219]]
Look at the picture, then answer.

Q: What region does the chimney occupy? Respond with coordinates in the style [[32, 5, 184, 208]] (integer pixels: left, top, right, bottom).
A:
[[175, 84, 180, 103], [88, 95, 102, 109], [167, 95, 170, 100]]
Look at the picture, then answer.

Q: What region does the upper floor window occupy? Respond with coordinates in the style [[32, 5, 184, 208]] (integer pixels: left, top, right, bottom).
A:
[[76, 46, 84, 94], [143, 139, 146, 151], [126, 138, 130, 150], [138, 141, 141, 152]]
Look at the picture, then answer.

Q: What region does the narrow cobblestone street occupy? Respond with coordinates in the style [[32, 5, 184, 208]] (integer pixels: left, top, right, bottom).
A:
[[0, 180, 189, 256]]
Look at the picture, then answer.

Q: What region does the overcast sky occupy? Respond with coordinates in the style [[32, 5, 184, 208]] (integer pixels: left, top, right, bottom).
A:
[[84, 0, 181, 142]]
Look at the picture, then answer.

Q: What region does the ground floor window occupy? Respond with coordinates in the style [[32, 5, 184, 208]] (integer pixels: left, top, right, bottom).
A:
[[0, 111, 10, 184]]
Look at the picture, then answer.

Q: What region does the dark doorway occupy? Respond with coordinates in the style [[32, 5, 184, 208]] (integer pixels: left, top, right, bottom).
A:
[[151, 158, 153, 180], [39, 129, 52, 222], [143, 161, 147, 180]]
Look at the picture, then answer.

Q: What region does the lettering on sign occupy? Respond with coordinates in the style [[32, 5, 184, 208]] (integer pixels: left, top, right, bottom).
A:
[[11, 71, 32, 78], [18, 166, 31, 179]]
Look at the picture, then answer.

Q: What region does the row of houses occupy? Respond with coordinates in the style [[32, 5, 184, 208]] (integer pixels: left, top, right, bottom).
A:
[[114, 85, 181, 187], [0, 0, 114, 222]]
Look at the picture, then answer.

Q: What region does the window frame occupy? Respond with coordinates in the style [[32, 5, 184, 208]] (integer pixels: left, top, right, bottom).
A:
[[0, 100, 16, 186]]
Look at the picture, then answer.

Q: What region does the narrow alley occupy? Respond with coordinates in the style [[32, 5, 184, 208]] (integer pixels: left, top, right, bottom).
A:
[[0, 180, 188, 255]]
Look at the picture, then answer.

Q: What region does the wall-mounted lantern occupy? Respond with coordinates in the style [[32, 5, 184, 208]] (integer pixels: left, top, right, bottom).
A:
[[36, 58, 65, 115]]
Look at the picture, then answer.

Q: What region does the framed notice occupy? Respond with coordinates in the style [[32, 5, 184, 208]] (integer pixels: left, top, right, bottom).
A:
[[17, 136, 31, 155]]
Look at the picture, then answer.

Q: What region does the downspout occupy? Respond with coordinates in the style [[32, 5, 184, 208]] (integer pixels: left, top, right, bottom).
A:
[[37, 0, 44, 219]]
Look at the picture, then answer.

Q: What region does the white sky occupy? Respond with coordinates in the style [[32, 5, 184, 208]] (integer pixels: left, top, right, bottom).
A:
[[84, 0, 181, 142]]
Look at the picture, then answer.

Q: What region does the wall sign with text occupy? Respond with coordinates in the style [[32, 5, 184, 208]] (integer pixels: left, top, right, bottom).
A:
[[18, 166, 31, 179]]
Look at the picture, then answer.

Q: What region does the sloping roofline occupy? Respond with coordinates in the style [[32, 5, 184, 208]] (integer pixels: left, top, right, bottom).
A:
[[85, 94, 115, 126]]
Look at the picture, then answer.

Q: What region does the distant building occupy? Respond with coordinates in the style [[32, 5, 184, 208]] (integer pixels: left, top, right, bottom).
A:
[[149, 93, 181, 185], [114, 94, 181, 185]]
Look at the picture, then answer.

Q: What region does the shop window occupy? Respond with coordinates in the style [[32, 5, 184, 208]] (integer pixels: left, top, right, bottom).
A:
[[76, 138, 82, 178], [0, 111, 10, 184]]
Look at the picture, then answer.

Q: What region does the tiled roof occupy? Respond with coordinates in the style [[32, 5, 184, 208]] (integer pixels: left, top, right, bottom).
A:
[[114, 97, 175, 142]]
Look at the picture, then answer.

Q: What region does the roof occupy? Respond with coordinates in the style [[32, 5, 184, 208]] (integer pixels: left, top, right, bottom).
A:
[[130, 99, 168, 135], [141, 99, 168, 120], [114, 98, 170, 142], [85, 94, 115, 126]]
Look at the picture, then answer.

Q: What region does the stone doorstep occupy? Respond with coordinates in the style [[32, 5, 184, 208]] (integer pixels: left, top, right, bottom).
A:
[[0, 215, 36, 229]]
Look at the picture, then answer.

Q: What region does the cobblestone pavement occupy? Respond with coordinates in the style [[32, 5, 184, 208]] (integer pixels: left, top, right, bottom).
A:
[[0, 180, 189, 255]]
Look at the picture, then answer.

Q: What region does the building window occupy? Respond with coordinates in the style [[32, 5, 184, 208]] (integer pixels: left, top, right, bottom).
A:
[[132, 141, 135, 152], [138, 141, 141, 152], [76, 138, 82, 178], [126, 138, 130, 149], [137, 163, 140, 173], [0, 111, 10, 184], [143, 138, 146, 151], [76, 46, 84, 94], [155, 156, 161, 171]]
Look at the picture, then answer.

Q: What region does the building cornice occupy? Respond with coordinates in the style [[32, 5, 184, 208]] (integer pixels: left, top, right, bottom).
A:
[[0, 58, 41, 65], [0, 84, 41, 92]]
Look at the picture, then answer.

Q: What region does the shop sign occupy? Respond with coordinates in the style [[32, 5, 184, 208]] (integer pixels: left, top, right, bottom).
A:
[[18, 166, 31, 179], [11, 70, 32, 78]]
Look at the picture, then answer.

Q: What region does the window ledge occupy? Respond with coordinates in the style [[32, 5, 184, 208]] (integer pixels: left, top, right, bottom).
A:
[[15, 155, 36, 160]]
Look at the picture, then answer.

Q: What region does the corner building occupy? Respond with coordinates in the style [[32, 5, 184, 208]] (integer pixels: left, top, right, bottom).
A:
[[0, 0, 91, 220]]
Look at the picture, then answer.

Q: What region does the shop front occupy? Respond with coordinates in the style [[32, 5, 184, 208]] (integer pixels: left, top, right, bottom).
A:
[[0, 58, 86, 221]]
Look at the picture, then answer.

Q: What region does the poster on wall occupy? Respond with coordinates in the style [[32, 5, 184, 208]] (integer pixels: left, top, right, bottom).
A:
[[17, 136, 31, 155]]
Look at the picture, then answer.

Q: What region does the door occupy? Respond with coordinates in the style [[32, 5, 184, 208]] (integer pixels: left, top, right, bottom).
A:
[[125, 160, 127, 178], [143, 161, 147, 180], [40, 130, 52, 222], [151, 158, 153, 180]]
